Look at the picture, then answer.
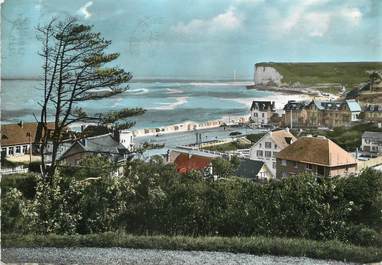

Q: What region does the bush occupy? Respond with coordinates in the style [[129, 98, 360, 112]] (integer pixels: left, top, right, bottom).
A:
[[1, 173, 37, 199]]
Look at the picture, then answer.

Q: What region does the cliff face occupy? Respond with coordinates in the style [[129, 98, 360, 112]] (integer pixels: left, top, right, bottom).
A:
[[254, 65, 283, 86]]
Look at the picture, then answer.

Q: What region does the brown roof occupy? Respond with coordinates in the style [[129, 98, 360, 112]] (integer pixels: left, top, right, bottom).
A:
[[276, 136, 357, 167], [1, 122, 55, 147], [270, 129, 297, 150], [174, 153, 212, 174]]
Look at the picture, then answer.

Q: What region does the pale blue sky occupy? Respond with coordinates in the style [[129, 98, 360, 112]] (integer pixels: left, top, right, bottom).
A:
[[1, 0, 381, 79]]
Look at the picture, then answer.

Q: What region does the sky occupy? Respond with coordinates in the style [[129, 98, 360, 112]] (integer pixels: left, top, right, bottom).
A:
[[1, 0, 382, 80]]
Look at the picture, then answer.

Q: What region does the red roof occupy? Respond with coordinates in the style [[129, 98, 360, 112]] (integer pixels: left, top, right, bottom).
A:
[[174, 153, 212, 174]]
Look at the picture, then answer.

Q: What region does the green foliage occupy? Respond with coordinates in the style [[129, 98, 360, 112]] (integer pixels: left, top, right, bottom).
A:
[[246, 133, 266, 143], [2, 160, 382, 250], [204, 141, 252, 152], [211, 157, 239, 178]]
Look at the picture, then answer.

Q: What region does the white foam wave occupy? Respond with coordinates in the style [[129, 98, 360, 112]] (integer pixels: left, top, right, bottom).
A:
[[151, 97, 188, 110], [127, 88, 149, 94], [166, 88, 183, 94], [190, 81, 252, 86]]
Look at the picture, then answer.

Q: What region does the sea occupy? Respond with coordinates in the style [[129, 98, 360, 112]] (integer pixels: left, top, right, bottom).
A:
[[1, 80, 304, 129]]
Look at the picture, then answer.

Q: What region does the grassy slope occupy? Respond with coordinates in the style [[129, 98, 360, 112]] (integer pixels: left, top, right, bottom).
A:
[[256, 62, 382, 88], [3, 233, 382, 263]]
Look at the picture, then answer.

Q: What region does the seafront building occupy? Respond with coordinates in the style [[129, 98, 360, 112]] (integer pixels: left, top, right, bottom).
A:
[[249, 128, 296, 178], [282, 99, 361, 128], [250, 101, 276, 127], [276, 136, 358, 178], [361, 104, 382, 123]]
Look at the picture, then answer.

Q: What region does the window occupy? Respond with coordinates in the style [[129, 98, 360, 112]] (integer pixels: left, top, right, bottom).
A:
[[273, 152, 277, 158], [22, 145, 28, 153], [262, 113, 265, 117], [274, 144, 278, 149], [8, 147, 14, 155], [257, 150, 263, 157], [306, 164, 313, 170], [293, 161, 298, 168], [272, 162, 276, 169], [317, 166, 325, 176], [265, 151, 272, 158], [15, 146, 21, 153], [1, 148, 6, 154], [259, 143, 262, 148], [265, 142, 272, 148], [254, 113, 258, 117], [282, 160, 287, 166]]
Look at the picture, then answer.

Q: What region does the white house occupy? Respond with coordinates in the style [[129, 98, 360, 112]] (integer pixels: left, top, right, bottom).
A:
[[361, 131, 382, 157], [250, 101, 276, 126], [249, 128, 296, 178]]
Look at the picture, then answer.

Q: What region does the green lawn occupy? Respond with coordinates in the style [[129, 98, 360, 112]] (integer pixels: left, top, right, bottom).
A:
[[3, 233, 381, 263], [256, 62, 382, 89]]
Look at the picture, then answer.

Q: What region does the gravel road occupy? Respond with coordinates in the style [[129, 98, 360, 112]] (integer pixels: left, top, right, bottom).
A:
[[2, 248, 355, 265]]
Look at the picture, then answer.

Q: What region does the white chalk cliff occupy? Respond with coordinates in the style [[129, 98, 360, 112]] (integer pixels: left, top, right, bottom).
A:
[[254, 66, 283, 86]]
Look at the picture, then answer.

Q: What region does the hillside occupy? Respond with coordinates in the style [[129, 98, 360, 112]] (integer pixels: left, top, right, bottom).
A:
[[255, 62, 382, 90]]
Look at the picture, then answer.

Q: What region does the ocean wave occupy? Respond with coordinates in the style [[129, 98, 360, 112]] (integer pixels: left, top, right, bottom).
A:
[[166, 88, 183, 94], [151, 97, 188, 110], [190, 81, 252, 86], [127, 88, 149, 94]]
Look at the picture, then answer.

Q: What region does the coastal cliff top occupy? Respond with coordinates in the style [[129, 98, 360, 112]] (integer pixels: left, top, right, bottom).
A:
[[255, 62, 382, 88]]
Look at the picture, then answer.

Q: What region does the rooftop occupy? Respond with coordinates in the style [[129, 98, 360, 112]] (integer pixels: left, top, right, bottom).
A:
[[235, 159, 266, 179], [362, 131, 382, 141], [1, 122, 55, 147], [277, 136, 357, 167], [250, 101, 275, 111], [270, 129, 297, 150]]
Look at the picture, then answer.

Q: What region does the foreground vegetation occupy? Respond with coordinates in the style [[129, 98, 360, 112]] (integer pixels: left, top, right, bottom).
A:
[[256, 62, 382, 88], [2, 156, 382, 262], [3, 233, 381, 263]]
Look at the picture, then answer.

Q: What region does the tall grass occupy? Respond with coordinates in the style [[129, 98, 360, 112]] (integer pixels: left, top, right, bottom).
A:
[[3, 233, 382, 263]]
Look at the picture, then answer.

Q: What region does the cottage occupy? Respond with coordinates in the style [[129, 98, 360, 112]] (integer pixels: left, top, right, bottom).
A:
[[235, 159, 273, 180], [1, 122, 55, 158], [59, 133, 131, 167], [361, 131, 382, 157], [249, 128, 296, 178], [276, 136, 358, 178], [250, 101, 276, 126]]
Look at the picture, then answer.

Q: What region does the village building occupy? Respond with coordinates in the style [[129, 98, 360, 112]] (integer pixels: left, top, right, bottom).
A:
[[235, 159, 273, 180], [282, 99, 361, 128], [276, 136, 358, 178], [250, 101, 276, 126], [361, 104, 382, 123], [1, 122, 55, 158], [249, 128, 297, 178], [361, 131, 382, 157], [59, 133, 132, 167]]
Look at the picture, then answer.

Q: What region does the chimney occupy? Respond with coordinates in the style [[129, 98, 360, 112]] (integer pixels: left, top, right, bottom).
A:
[[285, 137, 292, 144]]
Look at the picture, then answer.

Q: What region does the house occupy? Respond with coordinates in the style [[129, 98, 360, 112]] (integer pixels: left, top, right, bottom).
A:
[[361, 131, 382, 157], [282, 99, 361, 128], [235, 159, 273, 180], [249, 128, 297, 178], [168, 147, 220, 174], [282, 100, 309, 128], [1, 121, 55, 157], [362, 104, 382, 123], [276, 136, 358, 178], [59, 133, 131, 167], [250, 101, 276, 126]]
